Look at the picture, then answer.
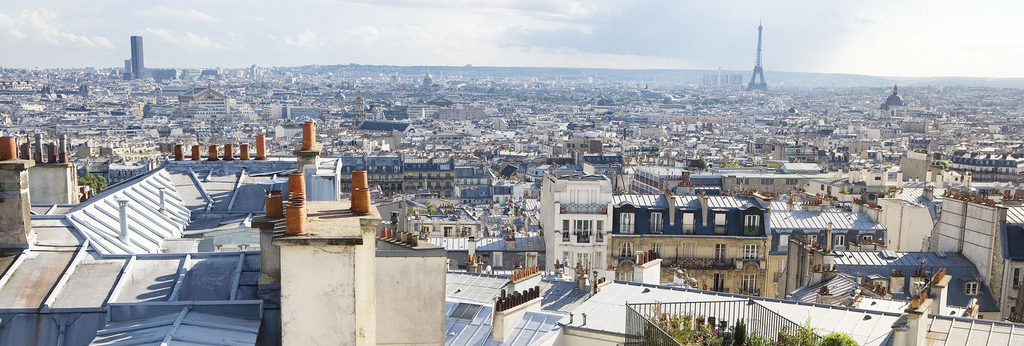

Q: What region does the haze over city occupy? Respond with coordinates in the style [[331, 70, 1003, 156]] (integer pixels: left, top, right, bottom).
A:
[[4, 1, 1024, 346], [2, 0, 1024, 77]]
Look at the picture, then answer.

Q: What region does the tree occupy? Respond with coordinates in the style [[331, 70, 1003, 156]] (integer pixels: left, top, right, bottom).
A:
[[734, 319, 747, 345], [78, 173, 107, 190], [819, 332, 858, 346], [693, 158, 708, 171], [723, 160, 740, 168], [421, 201, 438, 215]]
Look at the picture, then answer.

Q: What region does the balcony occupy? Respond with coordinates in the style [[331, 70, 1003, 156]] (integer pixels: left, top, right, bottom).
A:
[[626, 300, 817, 346], [576, 231, 592, 243], [559, 203, 607, 214], [676, 257, 735, 270]]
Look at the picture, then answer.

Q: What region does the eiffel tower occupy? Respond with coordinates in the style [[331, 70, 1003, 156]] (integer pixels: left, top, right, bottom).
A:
[[747, 23, 767, 91]]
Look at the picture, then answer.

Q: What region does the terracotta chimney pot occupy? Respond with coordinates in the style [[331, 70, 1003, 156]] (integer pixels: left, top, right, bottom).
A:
[[223, 144, 234, 161], [208, 145, 219, 161], [255, 135, 267, 160], [173, 144, 184, 161], [0, 137, 16, 161], [302, 121, 316, 150]]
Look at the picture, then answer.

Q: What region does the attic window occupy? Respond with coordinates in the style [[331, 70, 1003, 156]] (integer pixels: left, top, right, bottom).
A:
[[450, 303, 482, 320], [965, 282, 979, 296]]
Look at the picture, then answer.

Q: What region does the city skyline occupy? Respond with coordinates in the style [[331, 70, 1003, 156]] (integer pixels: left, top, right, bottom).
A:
[[1, 1, 1024, 78]]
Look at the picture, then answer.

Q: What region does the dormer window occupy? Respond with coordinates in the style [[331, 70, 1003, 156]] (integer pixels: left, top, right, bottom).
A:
[[965, 281, 979, 296], [620, 212, 635, 234]]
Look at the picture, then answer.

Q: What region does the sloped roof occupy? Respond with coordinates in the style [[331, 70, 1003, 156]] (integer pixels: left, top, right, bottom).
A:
[[66, 169, 190, 255]]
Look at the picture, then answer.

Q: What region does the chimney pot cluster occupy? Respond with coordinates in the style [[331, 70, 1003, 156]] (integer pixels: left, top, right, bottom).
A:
[[378, 228, 418, 247], [495, 286, 540, 312], [6, 136, 70, 163], [636, 249, 659, 266], [285, 173, 307, 235], [510, 266, 539, 282]]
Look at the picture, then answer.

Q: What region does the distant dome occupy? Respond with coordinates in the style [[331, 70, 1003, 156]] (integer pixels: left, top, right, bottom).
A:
[[423, 69, 433, 87], [881, 85, 906, 110]]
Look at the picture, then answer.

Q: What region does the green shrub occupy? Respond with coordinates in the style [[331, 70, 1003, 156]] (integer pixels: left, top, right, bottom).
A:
[[819, 332, 858, 346]]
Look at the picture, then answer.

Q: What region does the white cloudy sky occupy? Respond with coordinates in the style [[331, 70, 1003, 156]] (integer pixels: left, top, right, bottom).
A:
[[1, 0, 1023, 77]]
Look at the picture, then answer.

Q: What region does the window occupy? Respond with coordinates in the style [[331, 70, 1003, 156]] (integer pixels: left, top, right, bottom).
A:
[[652, 243, 662, 256], [786, 178, 799, 185], [714, 213, 727, 234], [965, 282, 979, 296], [1014, 268, 1021, 288], [596, 220, 605, 242], [577, 253, 590, 271], [682, 213, 695, 234], [761, 178, 773, 185], [713, 274, 726, 292], [493, 252, 503, 267], [835, 234, 846, 247], [595, 252, 604, 271], [779, 234, 789, 252], [449, 303, 483, 320], [806, 234, 817, 244], [744, 215, 760, 236], [742, 274, 758, 294], [444, 227, 453, 237], [743, 244, 758, 260], [863, 235, 874, 244], [650, 212, 664, 233], [620, 242, 633, 258], [715, 244, 727, 261], [682, 243, 695, 257], [620, 213, 635, 233], [563, 220, 570, 232]]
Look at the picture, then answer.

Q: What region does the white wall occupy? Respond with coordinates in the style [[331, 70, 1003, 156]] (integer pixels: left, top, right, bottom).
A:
[[376, 255, 447, 346]]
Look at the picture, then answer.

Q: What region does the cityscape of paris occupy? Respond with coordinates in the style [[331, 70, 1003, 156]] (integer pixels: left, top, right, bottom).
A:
[[3, 1, 1024, 345]]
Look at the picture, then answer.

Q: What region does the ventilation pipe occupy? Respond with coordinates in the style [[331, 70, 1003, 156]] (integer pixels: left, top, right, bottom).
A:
[[285, 173, 307, 235], [351, 170, 370, 215], [223, 144, 234, 161], [207, 145, 219, 161], [116, 197, 130, 244], [0, 137, 16, 160], [191, 145, 201, 161], [58, 135, 68, 163], [173, 144, 184, 161], [302, 121, 316, 150]]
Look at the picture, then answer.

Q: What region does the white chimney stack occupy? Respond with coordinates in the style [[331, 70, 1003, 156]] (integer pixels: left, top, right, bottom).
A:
[[468, 236, 477, 258]]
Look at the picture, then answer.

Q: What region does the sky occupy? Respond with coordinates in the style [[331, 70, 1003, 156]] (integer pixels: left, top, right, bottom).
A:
[[1, 0, 1023, 78]]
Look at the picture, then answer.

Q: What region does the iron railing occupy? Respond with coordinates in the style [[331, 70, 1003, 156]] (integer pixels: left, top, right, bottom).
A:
[[626, 299, 814, 345]]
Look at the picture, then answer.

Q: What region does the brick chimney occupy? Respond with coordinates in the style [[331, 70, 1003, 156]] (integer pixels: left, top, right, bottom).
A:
[[815, 285, 833, 304], [191, 145, 201, 161], [928, 268, 950, 316], [0, 136, 35, 250], [255, 135, 267, 160], [492, 287, 541, 342], [507, 266, 541, 293], [890, 269, 905, 295]]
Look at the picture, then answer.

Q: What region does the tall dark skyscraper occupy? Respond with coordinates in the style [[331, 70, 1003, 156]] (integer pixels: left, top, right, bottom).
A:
[[747, 23, 767, 91], [130, 36, 144, 79]]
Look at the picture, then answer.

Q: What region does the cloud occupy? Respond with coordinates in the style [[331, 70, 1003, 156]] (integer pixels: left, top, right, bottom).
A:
[[145, 28, 227, 50], [347, 26, 380, 46], [0, 9, 113, 48], [137, 6, 220, 23], [283, 28, 324, 48]]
